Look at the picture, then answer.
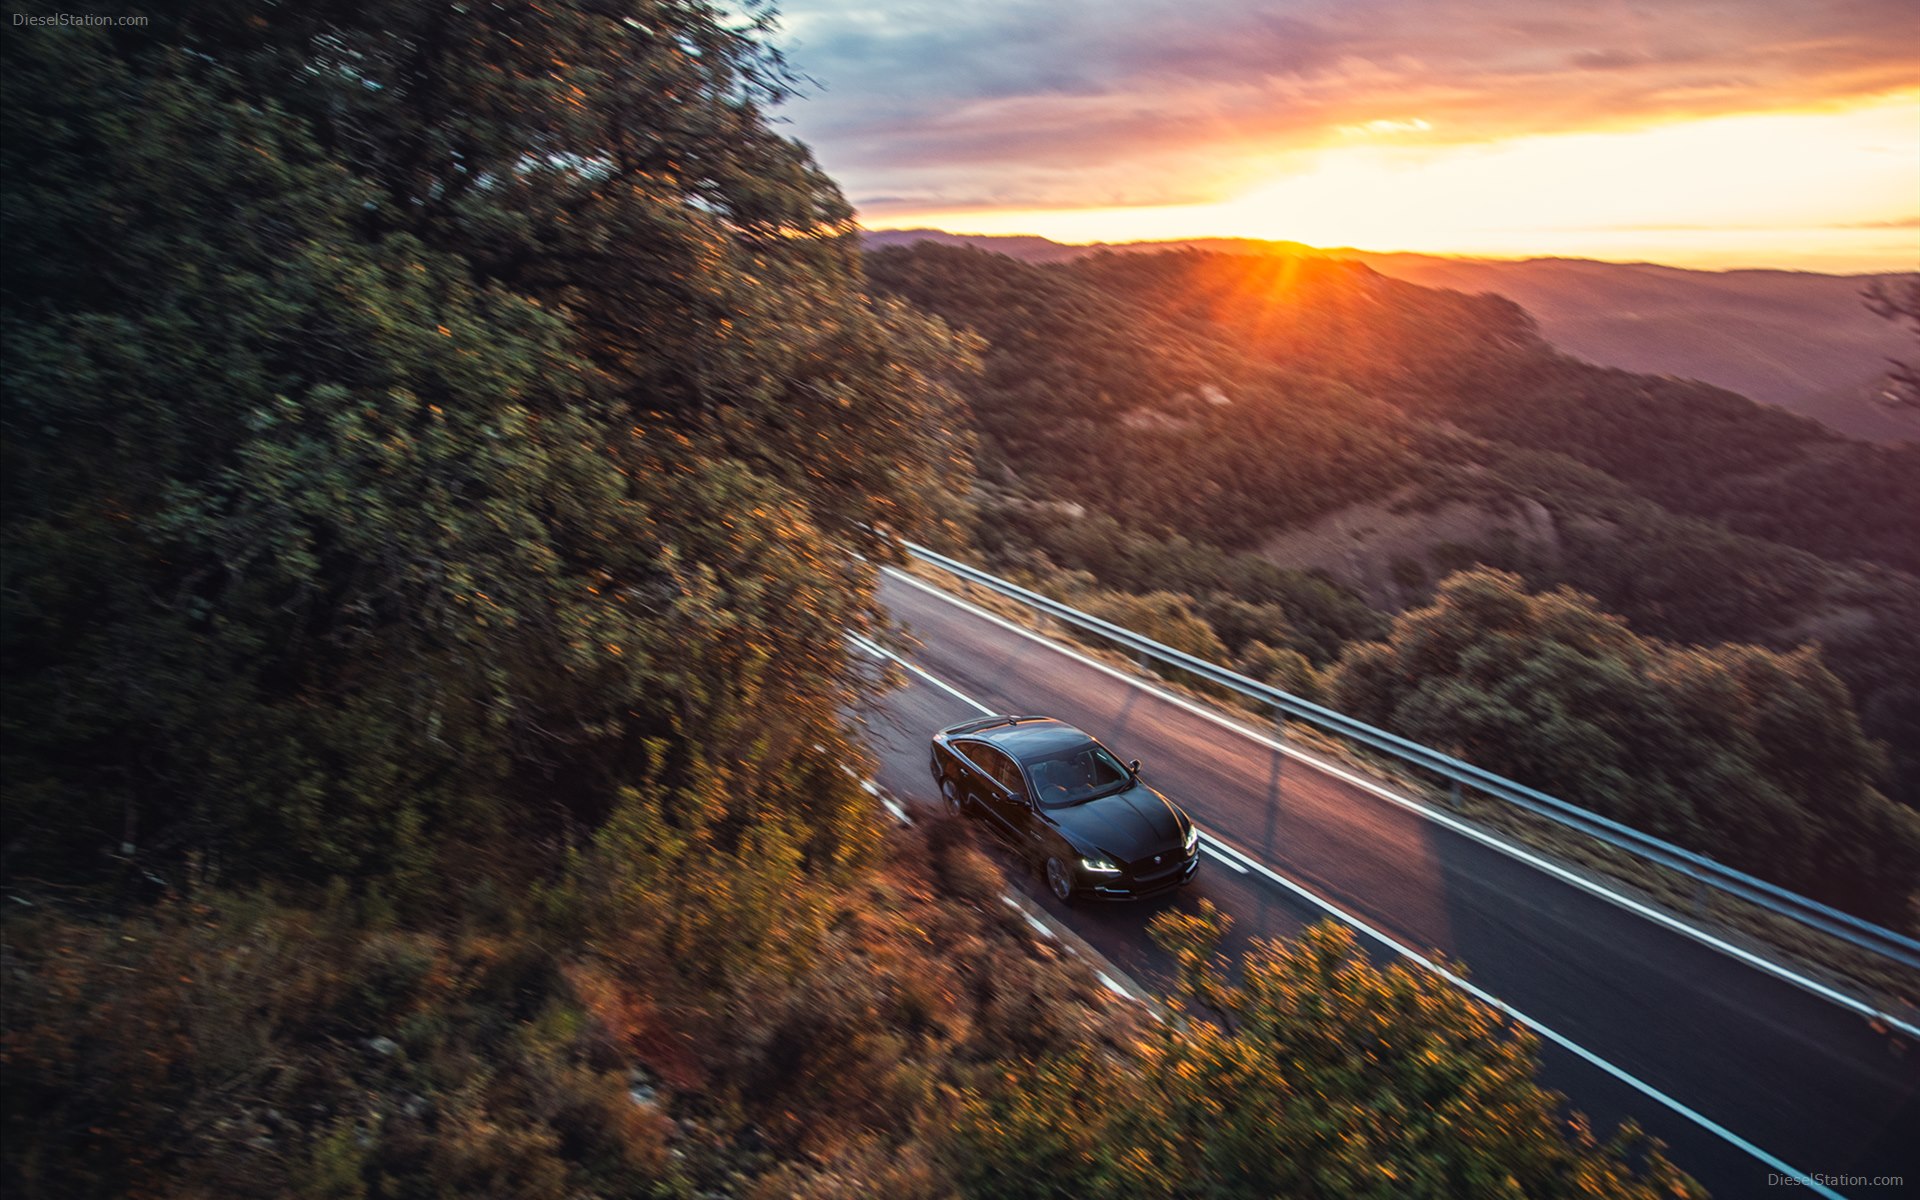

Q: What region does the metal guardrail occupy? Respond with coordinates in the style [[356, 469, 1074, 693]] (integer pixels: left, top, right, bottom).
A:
[[900, 540, 1920, 972]]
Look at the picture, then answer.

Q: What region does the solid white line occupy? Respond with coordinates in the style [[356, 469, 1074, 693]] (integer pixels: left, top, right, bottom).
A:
[[883, 565, 1919, 1039], [1197, 833, 1844, 1199], [870, 597, 1851, 1197], [848, 631, 994, 715], [1203, 844, 1250, 873]]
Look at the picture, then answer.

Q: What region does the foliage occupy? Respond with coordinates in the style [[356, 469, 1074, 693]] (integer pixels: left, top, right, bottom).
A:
[[977, 505, 1387, 665], [1330, 570, 1920, 924], [1, 1, 975, 895], [865, 244, 1432, 546], [950, 905, 1702, 1200], [876, 243, 1920, 810], [9, 828, 1698, 1200], [0, 825, 1136, 1200]]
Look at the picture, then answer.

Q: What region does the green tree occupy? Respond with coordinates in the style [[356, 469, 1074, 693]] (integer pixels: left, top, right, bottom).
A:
[[1, 1, 974, 896], [1330, 569, 1920, 924]]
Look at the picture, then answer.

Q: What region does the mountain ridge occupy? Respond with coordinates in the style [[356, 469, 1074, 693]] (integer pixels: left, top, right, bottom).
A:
[[863, 228, 1919, 444]]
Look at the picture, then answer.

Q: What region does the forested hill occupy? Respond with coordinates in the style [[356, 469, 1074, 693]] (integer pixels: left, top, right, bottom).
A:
[[865, 243, 1920, 858], [866, 229, 1920, 444], [873, 243, 1920, 576]]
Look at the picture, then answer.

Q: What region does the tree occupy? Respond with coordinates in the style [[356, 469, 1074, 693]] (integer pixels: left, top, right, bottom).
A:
[[1330, 570, 1920, 924], [1, 1, 975, 896], [950, 904, 1702, 1200]]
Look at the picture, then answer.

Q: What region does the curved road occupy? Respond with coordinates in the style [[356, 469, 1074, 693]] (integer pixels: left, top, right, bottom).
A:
[[859, 568, 1919, 1199]]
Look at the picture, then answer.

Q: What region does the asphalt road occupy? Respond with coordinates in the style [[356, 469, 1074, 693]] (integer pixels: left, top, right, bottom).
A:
[[857, 568, 1920, 1199]]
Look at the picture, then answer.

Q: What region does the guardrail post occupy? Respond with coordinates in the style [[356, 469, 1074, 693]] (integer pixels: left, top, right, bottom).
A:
[[1449, 780, 1464, 812], [1272, 706, 1287, 770]]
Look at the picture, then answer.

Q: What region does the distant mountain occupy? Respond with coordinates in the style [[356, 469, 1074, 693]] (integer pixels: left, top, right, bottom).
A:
[[862, 239, 1920, 809], [862, 229, 1919, 444]]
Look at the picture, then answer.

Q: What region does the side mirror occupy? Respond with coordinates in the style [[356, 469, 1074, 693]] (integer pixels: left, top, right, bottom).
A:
[[1129, 759, 1142, 775], [1012, 791, 1032, 808]]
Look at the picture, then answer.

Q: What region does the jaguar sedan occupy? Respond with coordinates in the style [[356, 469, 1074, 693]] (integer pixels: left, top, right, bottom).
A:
[[929, 715, 1200, 902]]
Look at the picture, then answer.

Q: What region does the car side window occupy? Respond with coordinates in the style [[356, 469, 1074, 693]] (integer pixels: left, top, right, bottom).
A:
[[992, 750, 1029, 797], [953, 740, 994, 786], [963, 742, 1027, 797]]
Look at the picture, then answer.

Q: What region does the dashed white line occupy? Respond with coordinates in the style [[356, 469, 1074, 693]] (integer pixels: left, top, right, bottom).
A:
[[1095, 971, 1132, 1000], [883, 565, 1918, 1040]]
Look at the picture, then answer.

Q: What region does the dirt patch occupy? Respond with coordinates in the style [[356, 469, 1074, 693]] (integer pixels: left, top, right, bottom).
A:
[[1256, 490, 1561, 609]]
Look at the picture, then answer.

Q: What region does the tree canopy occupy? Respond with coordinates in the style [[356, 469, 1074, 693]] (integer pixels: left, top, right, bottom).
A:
[[1331, 570, 1920, 923], [1, 0, 975, 896]]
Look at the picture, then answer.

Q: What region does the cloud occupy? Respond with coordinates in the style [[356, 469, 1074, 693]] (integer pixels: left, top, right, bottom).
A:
[[774, 0, 1920, 214]]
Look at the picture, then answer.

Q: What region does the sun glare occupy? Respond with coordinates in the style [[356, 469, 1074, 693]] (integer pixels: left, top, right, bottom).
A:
[[872, 92, 1920, 271]]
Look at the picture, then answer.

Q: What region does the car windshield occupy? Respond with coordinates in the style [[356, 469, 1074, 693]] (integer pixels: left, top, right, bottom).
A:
[[1026, 742, 1134, 808]]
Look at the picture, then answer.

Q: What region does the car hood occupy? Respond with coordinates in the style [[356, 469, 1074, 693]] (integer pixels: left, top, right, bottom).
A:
[[1049, 784, 1185, 862]]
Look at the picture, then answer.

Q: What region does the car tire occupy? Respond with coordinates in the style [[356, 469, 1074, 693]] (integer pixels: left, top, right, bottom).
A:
[[1044, 856, 1075, 904], [941, 776, 964, 818]]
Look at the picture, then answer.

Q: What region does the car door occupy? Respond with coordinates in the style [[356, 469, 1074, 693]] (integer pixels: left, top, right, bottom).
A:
[[958, 741, 1034, 845], [949, 739, 1003, 823]]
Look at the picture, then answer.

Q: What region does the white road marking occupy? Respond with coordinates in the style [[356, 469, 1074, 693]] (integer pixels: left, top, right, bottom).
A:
[[847, 631, 994, 715], [1203, 845, 1249, 873], [865, 780, 911, 826], [884, 565, 1920, 1040], [1198, 833, 1845, 1200], [1096, 971, 1133, 1000], [1001, 894, 1056, 940], [872, 606, 1850, 1198]]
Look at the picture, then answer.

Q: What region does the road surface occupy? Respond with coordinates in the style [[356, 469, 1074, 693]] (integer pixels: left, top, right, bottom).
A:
[[858, 568, 1920, 1199]]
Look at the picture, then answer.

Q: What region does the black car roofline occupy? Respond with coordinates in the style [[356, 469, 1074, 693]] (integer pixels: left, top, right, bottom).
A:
[[937, 714, 1052, 737]]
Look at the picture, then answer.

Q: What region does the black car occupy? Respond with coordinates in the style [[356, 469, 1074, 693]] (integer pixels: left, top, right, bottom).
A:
[[930, 715, 1200, 902]]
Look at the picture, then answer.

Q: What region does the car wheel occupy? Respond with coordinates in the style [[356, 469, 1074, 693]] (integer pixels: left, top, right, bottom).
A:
[[1044, 856, 1075, 903], [941, 776, 964, 818]]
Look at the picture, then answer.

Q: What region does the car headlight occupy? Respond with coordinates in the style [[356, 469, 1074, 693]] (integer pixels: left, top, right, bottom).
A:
[[1079, 853, 1121, 874], [1182, 824, 1199, 854]]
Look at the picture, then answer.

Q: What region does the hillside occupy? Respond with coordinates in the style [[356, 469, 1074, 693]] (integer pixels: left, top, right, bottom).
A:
[[864, 229, 1919, 443], [866, 242, 1920, 844]]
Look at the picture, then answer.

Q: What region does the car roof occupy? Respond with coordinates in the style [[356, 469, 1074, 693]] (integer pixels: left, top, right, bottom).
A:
[[957, 716, 1095, 761]]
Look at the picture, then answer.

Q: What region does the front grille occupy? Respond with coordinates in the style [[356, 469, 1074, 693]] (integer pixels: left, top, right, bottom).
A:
[[1125, 849, 1194, 886]]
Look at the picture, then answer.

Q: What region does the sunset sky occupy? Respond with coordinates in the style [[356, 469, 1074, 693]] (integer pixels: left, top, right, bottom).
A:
[[774, 1, 1920, 271]]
